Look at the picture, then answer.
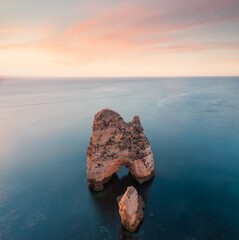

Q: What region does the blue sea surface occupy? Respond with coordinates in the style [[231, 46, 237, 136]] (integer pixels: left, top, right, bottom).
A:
[[0, 77, 239, 240]]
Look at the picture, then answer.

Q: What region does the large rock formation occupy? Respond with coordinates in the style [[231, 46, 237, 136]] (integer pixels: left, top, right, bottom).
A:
[[117, 186, 144, 232], [86, 109, 155, 191]]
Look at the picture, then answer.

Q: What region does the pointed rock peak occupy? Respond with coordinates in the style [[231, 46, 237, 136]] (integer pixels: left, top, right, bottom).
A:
[[131, 115, 141, 125]]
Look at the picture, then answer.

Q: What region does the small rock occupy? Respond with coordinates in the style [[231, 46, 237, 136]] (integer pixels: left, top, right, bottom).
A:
[[117, 186, 144, 232]]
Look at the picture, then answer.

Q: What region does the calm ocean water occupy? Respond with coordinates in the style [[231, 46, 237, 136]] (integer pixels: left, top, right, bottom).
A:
[[0, 77, 239, 240]]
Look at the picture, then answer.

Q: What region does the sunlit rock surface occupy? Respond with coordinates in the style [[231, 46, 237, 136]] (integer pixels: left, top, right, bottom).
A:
[[117, 186, 144, 232], [86, 109, 155, 191]]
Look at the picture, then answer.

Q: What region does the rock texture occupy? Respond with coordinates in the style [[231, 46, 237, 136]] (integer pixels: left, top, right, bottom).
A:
[[86, 109, 155, 191], [117, 186, 144, 232]]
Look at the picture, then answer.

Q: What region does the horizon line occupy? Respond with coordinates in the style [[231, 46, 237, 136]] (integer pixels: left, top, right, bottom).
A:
[[1, 75, 239, 79]]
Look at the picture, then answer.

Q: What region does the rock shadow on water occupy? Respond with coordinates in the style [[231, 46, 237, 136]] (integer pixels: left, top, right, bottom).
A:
[[89, 170, 154, 240]]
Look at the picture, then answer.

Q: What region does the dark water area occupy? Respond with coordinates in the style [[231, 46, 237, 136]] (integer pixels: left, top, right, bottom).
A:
[[0, 77, 239, 240]]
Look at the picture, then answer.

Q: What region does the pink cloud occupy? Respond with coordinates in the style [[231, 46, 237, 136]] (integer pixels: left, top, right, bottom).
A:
[[37, 0, 238, 60], [1, 0, 239, 66]]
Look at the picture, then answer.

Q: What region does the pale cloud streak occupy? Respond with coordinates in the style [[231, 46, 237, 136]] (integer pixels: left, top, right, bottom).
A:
[[0, 0, 239, 76]]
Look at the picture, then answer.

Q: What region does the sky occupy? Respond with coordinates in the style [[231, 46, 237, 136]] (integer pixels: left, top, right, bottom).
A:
[[0, 0, 239, 77]]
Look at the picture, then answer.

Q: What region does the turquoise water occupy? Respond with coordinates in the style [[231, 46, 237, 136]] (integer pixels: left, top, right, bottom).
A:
[[0, 77, 239, 240]]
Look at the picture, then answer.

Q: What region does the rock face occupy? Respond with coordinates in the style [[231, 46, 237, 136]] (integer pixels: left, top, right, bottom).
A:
[[86, 109, 155, 191], [117, 186, 144, 232]]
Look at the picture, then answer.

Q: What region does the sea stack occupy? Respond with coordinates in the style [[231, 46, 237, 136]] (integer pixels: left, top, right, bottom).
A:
[[86, 109, 155, 191], [117, 186, 144, 232]]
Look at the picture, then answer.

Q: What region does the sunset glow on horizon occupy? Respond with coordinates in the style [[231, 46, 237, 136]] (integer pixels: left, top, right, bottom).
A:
[[1, 0, 239, 77]]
